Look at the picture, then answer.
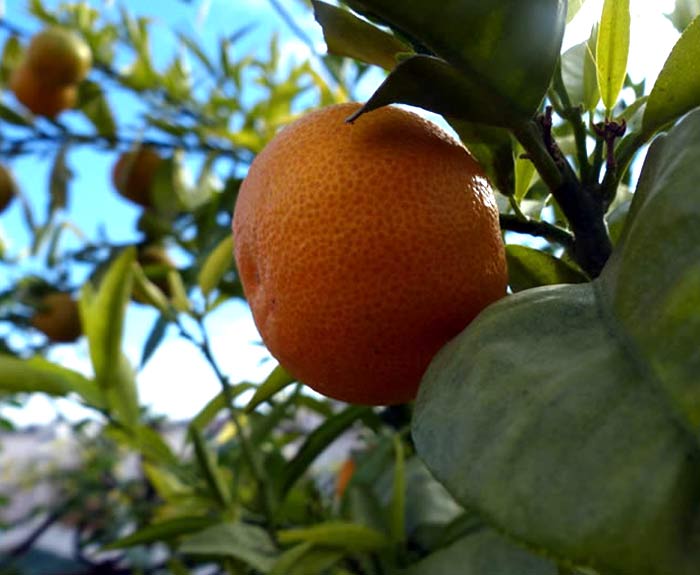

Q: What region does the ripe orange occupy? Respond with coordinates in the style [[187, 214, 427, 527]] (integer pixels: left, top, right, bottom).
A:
[[31, 292, 82, 343], [24, 27, 92, 86], [112, 148, 162, 208], [0, 164, 17, 214], [233, 103, 507, 405], [10, 64, 78, 118]]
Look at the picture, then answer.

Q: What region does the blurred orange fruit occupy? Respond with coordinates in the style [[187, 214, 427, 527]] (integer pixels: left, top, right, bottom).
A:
[[0, 164, 17, 214], [31, 292, 82, 343], [112, 148, 163, 208], [24, 27, 92, 86], [233, 103, 507, 405], [10, 64, 77, 118]]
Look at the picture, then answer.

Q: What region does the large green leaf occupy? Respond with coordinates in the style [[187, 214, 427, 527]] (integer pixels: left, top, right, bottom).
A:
[[346, 0, 565, 123], [643, 16, 700, 138], [412, 109, 700, 575], [561, 32, 599, 112], [404, 528, 558, 575]]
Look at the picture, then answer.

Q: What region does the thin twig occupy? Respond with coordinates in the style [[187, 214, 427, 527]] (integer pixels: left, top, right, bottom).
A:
[[500, 213, 574, 249]]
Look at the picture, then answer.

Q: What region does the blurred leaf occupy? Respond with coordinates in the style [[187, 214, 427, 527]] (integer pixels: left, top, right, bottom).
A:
[[198, 236, 234, 298], [269, 542, 343, 575], [0, 355, 99, 406], [177, 32, 216, 75], [413, 110, 700, 575], [643, 16, 700, 138], [136, 424, 178, 465], [80, 248, 134, 379], [596, 0, 630, 112], [188, 425, 232, 508], [78, 81, 117, 140], [48, 145, 71, 216], [506, 245, 588, 292], [278, 521, 390, 552], [665, 0, 700, 31], [0, 102, 32, 127], [132, 263, 172, 316], [312, 0, 410, 70], [567, 0, 589, 22], [561, 30, 600, 112], [404, 528, 557, 574], [0, 35, 23, 85], [244, 365, 295, 413], [143, 462, 190, 500], [140, 315, 169, 368], [180, 522, 278, 572], [278, 405, 371, 496], [106, 517, 214, 549], [346, 0, 566, 125], [190, 383, 255, 430]]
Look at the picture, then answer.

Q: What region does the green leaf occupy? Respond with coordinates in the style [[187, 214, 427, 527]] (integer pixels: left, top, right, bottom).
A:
[[506, 245, 588, 292], [198, 236, 234, 298], [78, 81, 117, 140], [513, 142, 536, 202], [561, 31, 599, 112], [0, 355, 98, 406], [596, 0, 630, 113], [80, 248, 135, 382], [177, 32, 216, 75], [188, 425, 232, 508], [312, 0, 410, 70], [278, 405, 371, 496], [642, 16, 700, 138], [106, 517, 214, 549], [190, 383, 255, 430], [0, 35, 23, 85], [664, 0, 700, 31], [180, 522, 278, 572], [0, 102, 32, 127], [269, 542, 343, 575], [140, 315, 169, 368], [567, 0, 589, 23], [135, 424, 178, 465], [346, 0, 566, 124], [413, 109, 700, 575], [278, 521, 390, 552], [404, 528, 557, 575], [48, 145, 71, 216], [244, 365, 295, 413]]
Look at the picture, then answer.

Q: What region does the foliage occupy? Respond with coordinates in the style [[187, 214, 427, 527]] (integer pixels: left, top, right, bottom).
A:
[[0, 0, 699, 574]]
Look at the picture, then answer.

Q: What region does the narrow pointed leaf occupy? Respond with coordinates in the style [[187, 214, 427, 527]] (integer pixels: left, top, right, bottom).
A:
[[244, 364, 295, 413], [277, 521, 390, 552], [188, 425, 232, 507], [596, 0, 630, 112], [198, 236, 234, 298], [106, 517, 214, 549]]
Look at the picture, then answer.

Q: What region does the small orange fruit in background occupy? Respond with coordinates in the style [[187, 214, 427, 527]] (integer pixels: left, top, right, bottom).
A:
[[10, 65, 78, 118], [31, 292, 82, 344], [24, 27, 92, 86], [0, 164, 17, 214], [233, 103, 507, 405], [112, 148, 163, 208]]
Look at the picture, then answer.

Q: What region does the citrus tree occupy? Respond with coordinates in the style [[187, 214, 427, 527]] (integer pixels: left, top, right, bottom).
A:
[[1, 0, 700, 574]]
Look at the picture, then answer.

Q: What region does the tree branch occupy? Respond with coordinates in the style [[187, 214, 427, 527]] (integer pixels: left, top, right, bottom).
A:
[[499, 214, 574, 249]]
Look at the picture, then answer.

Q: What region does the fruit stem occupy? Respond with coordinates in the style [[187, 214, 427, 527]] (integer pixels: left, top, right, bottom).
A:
[[512, 118, 612, 278]]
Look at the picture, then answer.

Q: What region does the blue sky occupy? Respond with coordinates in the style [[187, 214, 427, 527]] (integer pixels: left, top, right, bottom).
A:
[[0, 0, 681, 425]]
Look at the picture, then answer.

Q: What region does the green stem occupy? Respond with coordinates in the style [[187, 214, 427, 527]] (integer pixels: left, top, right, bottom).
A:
[[178, 318, 278, 540]]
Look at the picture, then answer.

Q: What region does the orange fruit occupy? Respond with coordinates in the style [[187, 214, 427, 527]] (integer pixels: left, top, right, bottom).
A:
[[0, 164, 17, 214], [233, 103, 507, 405], [10, 64, 77, 118], [24, 27, 92, 86], [112, 148, 162, 208], [31, 292, 82, 343]]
